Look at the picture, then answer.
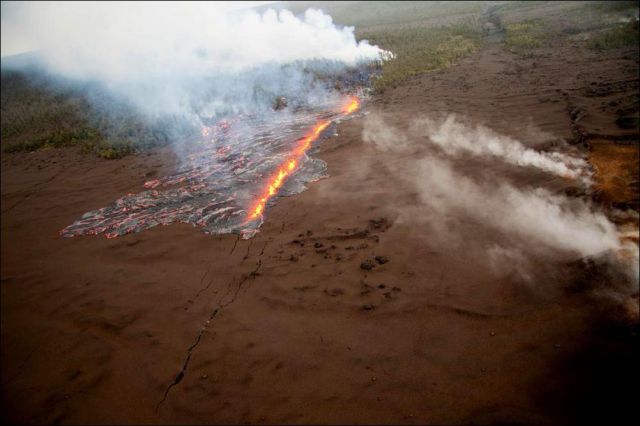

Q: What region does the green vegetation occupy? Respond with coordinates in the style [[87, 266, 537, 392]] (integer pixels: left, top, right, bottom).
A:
[[504, 20, 546, 54], [588, 19, 639, 50], [274, 1, 486, 28], [494, 0, 638, 50], [275, 1, 486, 93], [359, 19, 483, 92], [1, 71, 183, 158], [582, 0, 639, 14]]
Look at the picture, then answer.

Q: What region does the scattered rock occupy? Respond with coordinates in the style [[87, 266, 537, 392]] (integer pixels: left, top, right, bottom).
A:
[[357, 243, 369, 249], [325, 288, 345, 297], [374, 255, 389, 265], [569, 106, 585, 123], [615, 116, 638, 129], [360, 260, 375, 270], [273, 96, 288, 110], [368, 217, 389, 230]]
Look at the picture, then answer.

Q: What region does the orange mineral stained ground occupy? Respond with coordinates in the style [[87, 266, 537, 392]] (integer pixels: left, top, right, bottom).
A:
[[247, 97, 359, 221]]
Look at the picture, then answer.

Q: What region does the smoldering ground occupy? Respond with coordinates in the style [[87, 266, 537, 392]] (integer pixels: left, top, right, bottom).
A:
[[348, 112, 638, 314]]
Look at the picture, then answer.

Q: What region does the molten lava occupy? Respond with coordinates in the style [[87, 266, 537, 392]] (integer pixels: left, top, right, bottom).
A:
[[344, 97, 359, 114], [247, 119, 330, 220], [247, 96, 359, 222]]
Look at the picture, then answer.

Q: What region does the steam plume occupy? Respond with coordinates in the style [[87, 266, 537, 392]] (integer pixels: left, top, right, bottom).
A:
[[362, 113, 638, 292]]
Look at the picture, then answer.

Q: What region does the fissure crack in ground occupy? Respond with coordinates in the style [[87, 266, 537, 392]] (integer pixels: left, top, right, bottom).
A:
[[156, 258, 263, 411]]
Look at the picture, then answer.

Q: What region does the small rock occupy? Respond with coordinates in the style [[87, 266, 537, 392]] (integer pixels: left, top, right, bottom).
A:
[[374, 255, 389, 265], [314, 242, 323, 248], [554, 343, 561, 349], [392, 286, 401, 292], [345, 246, 355, 250], [377, 396, 383, 402], [289, 254, 298, 262], [336, 255, 343, 261], [326, 288, 344, 297], [306, 230, 313, 236], [490, 331, 496, 336], [378, 284, 386, 289], [201, 374, 208, 379], [360, 260, 375, 270], [362, 304, 375, 311]]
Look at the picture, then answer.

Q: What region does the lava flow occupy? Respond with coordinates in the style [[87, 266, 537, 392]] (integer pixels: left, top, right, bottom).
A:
[[60, 95, 362, 240], [246, 97, 359, 222]]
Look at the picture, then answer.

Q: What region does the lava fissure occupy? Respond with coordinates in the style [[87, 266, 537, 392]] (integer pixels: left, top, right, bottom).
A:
[[245, 97, 359, 226]]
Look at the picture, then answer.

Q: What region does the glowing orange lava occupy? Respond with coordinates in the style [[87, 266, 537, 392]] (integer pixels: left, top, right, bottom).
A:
[[246, 97, 359, 221], [344, 97, 359, 114]]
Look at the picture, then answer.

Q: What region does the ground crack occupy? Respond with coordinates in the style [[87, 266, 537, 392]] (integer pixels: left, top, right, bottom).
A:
[[156, 307, 220, 412], [156, 259, 262, 411], [1, 168, 65, 214]]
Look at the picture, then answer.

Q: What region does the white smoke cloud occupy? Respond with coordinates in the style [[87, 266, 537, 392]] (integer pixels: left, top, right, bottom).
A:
[[2, 2, 386, 116]]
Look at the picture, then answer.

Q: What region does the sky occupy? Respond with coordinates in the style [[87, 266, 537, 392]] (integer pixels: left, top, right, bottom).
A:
[[0, 1, 277, 57]]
